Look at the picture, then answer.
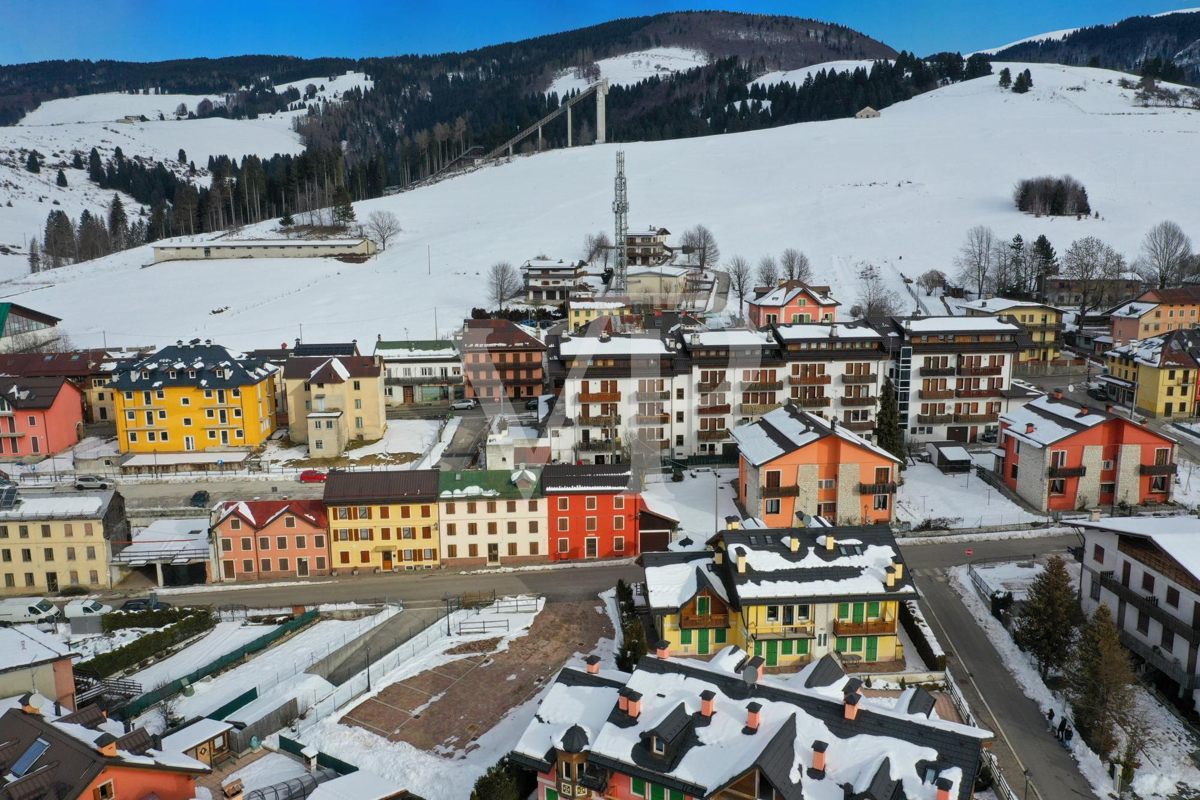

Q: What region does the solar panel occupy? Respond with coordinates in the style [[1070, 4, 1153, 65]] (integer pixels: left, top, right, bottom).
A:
[[0, 485, 19, 508], [11, 737, 49, 778]]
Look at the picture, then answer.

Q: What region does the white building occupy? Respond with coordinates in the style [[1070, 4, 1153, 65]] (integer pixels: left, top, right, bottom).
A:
[[522, 259, 587, 303], [152, 238, 376, 262], [373, 339, 463, 407]]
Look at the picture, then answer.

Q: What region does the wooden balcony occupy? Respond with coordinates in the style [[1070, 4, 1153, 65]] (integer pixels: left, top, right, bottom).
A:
[[697, 381, 731, 393], [917, 413, 952, 424], [697, 429, 729, 441], [841, 373, 876, 384], [957, 365, 1002, 377], [1141, 462, 1178, 476], [386, 375, 463, 386], [697, 404, 731, 415], [842, 420, 874, 432], [579, 391, 620, 403], [632, 390, 670, 401], [579, 439, 619, 452], [832, 618, 898, 637], [919, 389, 953, 400], [635, 413, 670, 424], [741, 403, 783, 415], [792, 396, 831, 408], [1024, 322, 1065, 333], [751, 622, 815, 640], [762, 485, 800, 498], [1049, 464, 1087, 478], [743, 380, 784, 391], [956, 388, 1002, 398], [635, 439, 670, 450], [577, 414, 620, 427], [790, 374, 831, 385], [680, 612, 730, 629], [841, 396, 877, 407], [859, 482, 898, 494], [954, 412, 999, 424], [919, 366, 956, 377]]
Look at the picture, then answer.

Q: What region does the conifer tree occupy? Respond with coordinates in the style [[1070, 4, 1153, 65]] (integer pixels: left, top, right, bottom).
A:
[[280, 209, 294, 227], [88, 148, 105, 185], [1066, 604, 1136, 760], [27, 238, 40, 273], [876, 376, 905, 466], [1032, 235, 1058, 278], [178, 148, 187, 163], [332, 185, 356, 224], [108, 194, 127, 250], [72, 152, 83, 170], [1012, 71, 1030, 94], [998, 67, 1012, 89], [25, 151, 39, 173], [56, 169, 68, 187], [1013, 556, 1080, 679], [1023, 68, 1033, 88]]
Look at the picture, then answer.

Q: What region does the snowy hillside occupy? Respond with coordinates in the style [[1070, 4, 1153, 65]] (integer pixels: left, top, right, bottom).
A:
[[973, 7, 1200, 56], [3, 63, 1199, 353], [547, 47, 709, 95], [751, 60, 884, 88]]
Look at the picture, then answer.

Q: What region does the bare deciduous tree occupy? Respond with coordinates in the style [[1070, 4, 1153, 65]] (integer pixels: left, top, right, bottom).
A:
[[1136, 220, 1193, 289], [1063, 236, 1125, 322], [954, 225, 997, 296], [366, 210, 401, 251], [726, 256, 753, 313], [681, 224, 720, 270], [487, 261, 521, 310], [917, 269, 947, 296], [584, 231, 612, 266], [779, 248, 812, 283], [756, 255, 779, 288], [852, 262, 902, 317]]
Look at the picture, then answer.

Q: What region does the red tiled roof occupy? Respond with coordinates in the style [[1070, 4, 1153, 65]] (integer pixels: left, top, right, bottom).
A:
[[462, 319, 547, 351], [282, 356, 381, 382], [1140, 286, 1200, 304], [0, 350, 107, 378], [216, 500, 328, 530]]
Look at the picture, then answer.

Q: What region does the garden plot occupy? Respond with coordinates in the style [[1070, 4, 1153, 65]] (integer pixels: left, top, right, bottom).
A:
[[128, 620, 281, 689], [896, 462, 1043, 529], [640, 468, 740, 549]]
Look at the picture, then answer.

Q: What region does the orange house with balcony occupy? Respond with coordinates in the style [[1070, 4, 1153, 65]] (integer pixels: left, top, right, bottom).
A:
[[732, 405, 900, 526], [211, 500, 330, 582], [462, 319, 546, 402], [542, 463, 639, 560], [0, 376, 83, 460], [997, 392, 1177, 512], [1110, 285, 1200, 345], [747, 281, 839, 329]]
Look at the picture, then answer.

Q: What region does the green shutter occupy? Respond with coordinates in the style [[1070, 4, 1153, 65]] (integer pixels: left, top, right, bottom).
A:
[[651, 785, 665, 800], [868, 601, 881, 618], [714, 628, 727, 644], [631, 778, 645, 796], [754, 640, 763, 657], [852, 603, 865, 623], [546, 790, 559, 800], [838, 602, 850, 620], [782, 639, 793, 656], [835, 637, 847, 653], [798, 638, 809, 655], [680, 628, 692, 645], [697, 596, 710, 615], [670, 792, 685, 800], [852, 637, 863, 652]]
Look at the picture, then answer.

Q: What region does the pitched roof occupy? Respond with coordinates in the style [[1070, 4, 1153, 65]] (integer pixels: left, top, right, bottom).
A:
[[749, 282, 839, 309], [0, 303, 60, 335], [641, 551, 731, 612], [1070, 517, 1200, 584], [461, 319, 547, 351], [374, 340, 459, 361], [0, 626, 72, 673], [730, 404, 900, 467], [0, 351, 107, 379], [1107, 330, 1200, 369], [960, 297, 1066, 314], [215, 500, 328, 531], [282, 356, 381, 382], [292, 342, 359, 357], [108, 341, 276, 390], [541, 464, 635, 494], [0, 377, 78, 410], [1140, 285, 1200, 304], [437, 469, 542, 500], [324, 469, 440, 504], [998, 394, 1169, 449]]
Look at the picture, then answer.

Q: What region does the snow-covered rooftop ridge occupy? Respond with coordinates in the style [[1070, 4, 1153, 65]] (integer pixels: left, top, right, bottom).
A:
[[750, 283, 838, 308], [903, 315, 1021, 333], [732, 405, 900, 467], [1071, 516, 1200, 583], [0, 491, 112, 520], [558, 335, 669, 357], [0, 625, 71, 670], [773, 322, 881, 341], [571, 301, 628, 310], [999, 394, 1112, 448], [642, 552, 729, 610], [960, 297, 1064, 314], [687, 329, 772, 347], [1109, 300, 1158, 319]]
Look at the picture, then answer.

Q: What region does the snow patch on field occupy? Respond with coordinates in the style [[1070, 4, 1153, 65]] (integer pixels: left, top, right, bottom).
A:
[[752, 60, 885, 88], [128, 620, 282, 688], [547, 47, 709, 96], [896, 462, 1043, 528]]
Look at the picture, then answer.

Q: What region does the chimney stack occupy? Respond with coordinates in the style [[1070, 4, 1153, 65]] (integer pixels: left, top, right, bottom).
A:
[[1025, 423, 1036, 434], [789, 536, 799, 553], [725, 515, 740, 530], [824, 535, 835, 552], [586, 654, 601, 674], [745, 702, 762, 732], [737, 553, 746, 574], [936, 777, 953, 800], [627, 691, 642, 719], [713, 550, 724, 565], [1089, 508, 1101, 522], [18, 693, 41, 716], [1106, 404, 1114, 413], [811, 741, 828, 776], [618, 689, 629, 713], [94, 733, 118, 757], [1076, 408, 1089, 417], [656, 640, 670, 660], [1053, 390, 1063, 400], [700, 689, 716, 718], [844, 691, 862, 721], [891, 556, 904, 581]]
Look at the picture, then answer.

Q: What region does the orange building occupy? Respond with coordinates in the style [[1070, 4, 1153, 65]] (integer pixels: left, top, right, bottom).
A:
[[997, 392, 1177, 512], [731, 405, 901, 526], [461, 319, 546, 402], [747, 281, 839, 329], [211, 500, 330, 582], [1110, 285, 1200, 345]]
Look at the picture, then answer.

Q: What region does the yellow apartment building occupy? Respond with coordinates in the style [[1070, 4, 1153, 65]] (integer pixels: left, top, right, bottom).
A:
[[962, 297, 1066, 364], [1103, 330, 1200, 418], [323, 470, 441, 572]]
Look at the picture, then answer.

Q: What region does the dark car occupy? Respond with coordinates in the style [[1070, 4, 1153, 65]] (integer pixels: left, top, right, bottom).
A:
[[189, 490, 211, 508], [120, 598, 172, 612], [1087, 387, 1109, 402], [525, 398, 540, 410]]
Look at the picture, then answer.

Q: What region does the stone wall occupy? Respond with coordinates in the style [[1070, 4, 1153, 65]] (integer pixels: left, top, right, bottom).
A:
[[797, 464, 820, 518], [1077, 444, 1105, 509], [836, 462, 861, 525], [1015, 443, 1048, 510], [1115, 443, 1142, 506]]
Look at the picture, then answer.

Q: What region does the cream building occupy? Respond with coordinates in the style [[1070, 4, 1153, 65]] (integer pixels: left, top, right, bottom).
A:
[[283, 356, 387, 457], [438, 469, 547, 567], [152, 238, 376, 263]]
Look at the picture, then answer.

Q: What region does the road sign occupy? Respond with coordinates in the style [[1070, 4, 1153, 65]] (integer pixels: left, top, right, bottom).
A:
[[217, 460, 225, 467], [965, 548, 973, 556]]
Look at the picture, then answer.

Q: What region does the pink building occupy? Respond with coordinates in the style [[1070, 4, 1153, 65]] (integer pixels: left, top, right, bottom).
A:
[[747, 281, 840, 329], [212, 500, 330, 582], [0, 377, 84, 460]]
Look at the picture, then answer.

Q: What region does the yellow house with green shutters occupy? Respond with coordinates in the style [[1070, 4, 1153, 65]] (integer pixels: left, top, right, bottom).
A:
[[641, 524, 915, 671]]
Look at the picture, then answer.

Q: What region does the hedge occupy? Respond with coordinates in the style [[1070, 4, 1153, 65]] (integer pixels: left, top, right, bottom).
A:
[[102, 608, 201, 634], [83, 610, 216, 678]]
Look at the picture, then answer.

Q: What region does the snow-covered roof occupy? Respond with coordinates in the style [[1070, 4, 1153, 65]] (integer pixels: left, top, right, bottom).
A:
[[960, 297, 1066, 314], [159, 718, 233, 753], [1107, 330, 1200, 369], [686, 329, 773, 348], [773, 323, 881, 342], [571, 301, 628, 310], [308, 768, 403, 800], [639, 492, 680, 524], [750, 284, 838, 309], [512, 668, 627, 774], [110, 518, 210, 565], [0, 625, 72, 671], [0, 491, 114, 520], [559, 335, 669, 358], [938, 446, 971, 461], [1071, 517, 1200, 582], [374, 340, 459, 361], [903, 316, 1022, 333], [643, 552, 730, 611], [731, 405, 899, 467], [628, 265, 690, 278], [1110, 300, 1158, 319], [998, 394, 1117, 448]]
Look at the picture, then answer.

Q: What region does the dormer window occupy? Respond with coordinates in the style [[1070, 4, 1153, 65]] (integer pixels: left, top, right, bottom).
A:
[[652, 736, 665, 755], [188, 370, 196, 379]]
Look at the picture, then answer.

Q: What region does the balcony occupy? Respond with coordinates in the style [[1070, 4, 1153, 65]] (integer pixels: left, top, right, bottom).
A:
[[832, 619, 899, 637], [1098, 571, 1200, 646], [635, 413, 670, 424], [919, 366, 956, 377], [792, 396, 831, 408], [790, 374, 831, 385], [680, 612, 730, 629], [957, 365, 1003, 377], [859, 482, 898, 494], [577, 414, 620, 427], [917, 413, 952, 424], [841, 396, 877, 407], [632, 390, 670, 401], [741, 403, 783, 415], [841, 374, 876, 385], [1119, 629, 1198, 690], [697, 381, 731, 393], [579, 439, 619, 452], [1025, 322, 1065, 333], [743, 380, 784, 391], [579, 391, 620, 403], [697, 404, 731, 415], [919, 389, 953, 400], [697, 429, 729, 441], [750, 622, 815, 640], [1141, 462, 1178, 476], [762, 485, 801, 498], [1049, 464, 1087, 478], [954, 412, 999, 424], [634, 439, 670, 451], [386, 375, 463, 386], [956, 388, 1002, 398], [842, 420, 874, 432]]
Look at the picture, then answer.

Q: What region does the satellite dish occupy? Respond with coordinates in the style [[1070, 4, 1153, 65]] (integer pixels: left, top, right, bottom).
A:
[[742, 665, 759, 686], [27, 693, 46, 710], [1067, 384, 1075, 393]]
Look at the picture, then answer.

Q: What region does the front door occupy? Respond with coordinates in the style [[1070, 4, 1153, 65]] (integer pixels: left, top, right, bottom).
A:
[[946, 426, 968, 442], [852, 603, 865, 624], [866, 636, 878, 662], [765, 640, 778, 667], [46, 572, 58, 593], [382, 550, 393, 570], [184, 436, 195, 451], [586, 538, 598, 558], [403, 386, 414, 403], [223, 562, 235, 579], [99, 406, 108, 420], [487, 543, 500, 565], [697, 628, 710, 656], [297, 558, 309, 577]]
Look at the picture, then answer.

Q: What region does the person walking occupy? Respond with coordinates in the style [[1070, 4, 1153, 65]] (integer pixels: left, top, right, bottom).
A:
[[1057, 717, 1067, 740], [1064, 726, 1074, 747], [1046, 708, 1056, 731]]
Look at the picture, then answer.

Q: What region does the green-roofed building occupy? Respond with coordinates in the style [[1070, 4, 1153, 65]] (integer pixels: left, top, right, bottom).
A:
[[373, 339, 463, 407], [436, 468, 548, 568]]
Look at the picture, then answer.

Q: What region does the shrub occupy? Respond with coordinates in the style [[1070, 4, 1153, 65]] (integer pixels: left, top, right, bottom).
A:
[[102, 607, 201, 633], [471, 759, 526, 800], [84, 610, 215, 678], [59, 585, 89, 597]]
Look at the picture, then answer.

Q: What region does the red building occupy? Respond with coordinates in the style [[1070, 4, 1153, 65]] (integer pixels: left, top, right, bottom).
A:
[[211, 500, 330, 582], [461, 319, 546, 402], [996, 392, 1177, 512], [0, 376, 84, 460], [542, 464, 640, 560]]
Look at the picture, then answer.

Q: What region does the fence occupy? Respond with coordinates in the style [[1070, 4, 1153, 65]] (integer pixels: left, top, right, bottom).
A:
[[945, 671, 1021, 800], [228, 697, 300, 753], [278, 735, 358, 775], [209, 688, 258, 720], [458, 618, 510, 635], [215, 599, 393, 621]]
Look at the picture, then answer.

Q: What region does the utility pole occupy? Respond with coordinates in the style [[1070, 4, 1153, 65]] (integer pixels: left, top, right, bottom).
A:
[[427, 245, 431, 276], [612, 151, 628, 292]]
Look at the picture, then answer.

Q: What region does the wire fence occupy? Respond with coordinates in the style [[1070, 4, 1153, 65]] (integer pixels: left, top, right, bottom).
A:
[[944, 671, 1021, 800]]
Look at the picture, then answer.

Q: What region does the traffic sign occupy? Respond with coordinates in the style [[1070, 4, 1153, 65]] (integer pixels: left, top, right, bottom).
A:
[[965, 548, 973, 556]]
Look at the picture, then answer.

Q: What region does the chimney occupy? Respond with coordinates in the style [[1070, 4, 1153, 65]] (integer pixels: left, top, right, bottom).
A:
[[223, 779, 245, 800], [618, 689, 629, 713], [936, 777, 953, 800], [1053, 390, 1063, 400], [627, 690, 642, 719], [824, 535, 835, 552], [656, 640, 670, 659], [95, 733, 118, 757], [586, 654, 601, 674], [713, 550, 723, 565], [891, 556, 904, 581], [886, 565, 896, 588], [745, 702, 762, 732], [1025, 423, 1036, 434], [725, 515, 740, 530], [1076, 408, 1089, 417], [301, 745, 319, 771], [830, 325, 838, 338], [1089, 508, 1102, 522], [376, 333, 382, 342], [811, 740, 828, 775], [700, 689, 716, 718], [1106, 404, 1114, 413], [737, 553, 746, 574], [749, 655, 765, 682], [599, 331, 610, 342], [690, 333, 700, 346], [789, 536, 799, 553], [844, 691, 862, 721]]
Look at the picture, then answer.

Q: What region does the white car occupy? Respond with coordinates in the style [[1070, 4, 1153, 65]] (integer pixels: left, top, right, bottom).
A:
[[449, 399, 478, 410], [64, 599, 112, 618], [74, 475, 114, 491]]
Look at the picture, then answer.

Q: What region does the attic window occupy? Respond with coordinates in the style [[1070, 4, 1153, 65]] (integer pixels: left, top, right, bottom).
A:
[[188, 370, 196, 379], [11, 737, 50, 777], [652, 736, 665, 755], [923, 766, 940, 784]]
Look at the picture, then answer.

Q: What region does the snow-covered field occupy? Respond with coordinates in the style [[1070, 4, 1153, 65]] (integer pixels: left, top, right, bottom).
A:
[[260, 419, 441, 466], [128, 620, 281, 689], [640, 468, 740, 547], [895, 462, 1043, 528], [3, 63, 1195, 351], [972, 7, 1200, 56], [547, 47, 709, 96], [751, 59, 884, 88]]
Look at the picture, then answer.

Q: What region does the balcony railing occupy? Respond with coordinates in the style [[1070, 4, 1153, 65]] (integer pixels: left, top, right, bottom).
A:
[[762, 485, 800, 498], [832, 619, 899, 637], [957, 366, 1003, 377], [697, 429, 729, 441], [841, 374, 876, 384], [1141, 463, 1178, 476], [579, 392, 620, 403], [635, 414, 670, 424], [1119, 629, 1198, 689], [1049, 464, 1087, 478], [954, 412, 999, 423], [1024, 322, 1065, 333], [697, 404, 731, 415], [577, 414, 620, 427], [741, 403, 783, 415], [792, 396, 831, 408], [632, 390, 670, 401], [919, 389, 953, 400], [743, 380, 784, 391], [697, 381, 731, 393], [917, 413, 952, 424], [680, 613, 730, 629], [385, 375, 463, 386], [956, 388, 1002, 398], [919, 366, 956, 377], [750, 622, 815, 640], [842, 420, 874, 432], [634, 439, 670, 450], [841, 396, 877, 407], [1098, 571, 1200, 646], [859, 482, 898, 494], [790, 374, 831, 385], [579, 439, 619, 452]]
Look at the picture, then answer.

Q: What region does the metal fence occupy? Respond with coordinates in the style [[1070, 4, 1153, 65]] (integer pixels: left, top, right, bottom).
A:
[[945, 671, 1021, 800], [278, 735, 358, 775]]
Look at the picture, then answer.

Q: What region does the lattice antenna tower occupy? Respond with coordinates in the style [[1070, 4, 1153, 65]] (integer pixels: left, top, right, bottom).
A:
[[612, 150, 629, 291]]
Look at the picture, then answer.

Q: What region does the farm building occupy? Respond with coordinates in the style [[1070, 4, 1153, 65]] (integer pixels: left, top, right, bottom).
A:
[[152, 239, 377, 263]]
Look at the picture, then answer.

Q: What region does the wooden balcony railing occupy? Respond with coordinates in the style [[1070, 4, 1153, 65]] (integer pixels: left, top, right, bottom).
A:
[[577, 414, 620, 427], [957, 366, 1003, 377], [632, 390, 670, 401], [917, 413, 952, 424], [1049, 464, 1087, 478], [697, 381, 731, 393], [762, 485, 800, 498], [697, 429, 729, 441], [841, 396, 877, 407], [792, 396, 831, 408], [680, 613, 730, 629], [919, 389, 953, 400], [832, 618, 898, 637], [956, 388, 1002, 398], [859, 482, 898, 494], [635, 414, 670, 424], [790, 374, 831, 385], [743, 380, 784, 391], [697, 404, 731, 415], [579, 439, 619, 452], [841, 374, 876, 384], [579, 391, 620, 403], [741, 403, 783, 415], [954, 412, 999, 423], [750, 622, 815, 640], [1141, 463, 1178, 476], [919, 366, 956, 377], [842, 420, 874, 432]]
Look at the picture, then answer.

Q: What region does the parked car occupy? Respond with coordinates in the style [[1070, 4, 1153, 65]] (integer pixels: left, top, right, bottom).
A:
[[119, 598, 172, 612], [1087, 386, 1109, 401], [525, 398, 540, 410], [64, 599, 112, 618], [450, 398, 478, 411], [298, 469, 327, 483], [0, 597, 60, 625], [189, 490, 211, 508], [74, 475, 113, 491]]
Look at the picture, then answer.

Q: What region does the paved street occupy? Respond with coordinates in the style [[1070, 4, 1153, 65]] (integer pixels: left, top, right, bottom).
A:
[[21, 478, 324, 511]]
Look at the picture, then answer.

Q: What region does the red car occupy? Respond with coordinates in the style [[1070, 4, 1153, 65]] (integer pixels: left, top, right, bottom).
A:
[[298, 469, 327, 483]]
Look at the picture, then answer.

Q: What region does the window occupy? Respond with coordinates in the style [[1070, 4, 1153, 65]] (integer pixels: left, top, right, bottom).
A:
[[766, 606, 780, 622], [613, 495, 624, 509], [243, 559, 254, 572], [447, 545, 458, 558], [1167, 586, 1180, 608], [1151, 475, 1169, 493], [614, 536, 625, 552], [1142, 572, 1155, 592], [529, 520, 539, 533], [873, 494, 889, 511], [558, 538, 569, 553], [558, 517, 568, 532], [585, 496, 597, 510], [85, 546, 96, 560], [259, 537, 270, 551], [557, 497, 569, 511], [585, 517, 597, 532], [277, 536, 288, 550], [1136, 609, 1150, 635], [261, 559, 272, 572], [1093, 544, 1105, 563], [765, 498, 781, 515], [1049, 479, 1065, 495], [529, 541, 539, 556], [285, 516, 296, 529]]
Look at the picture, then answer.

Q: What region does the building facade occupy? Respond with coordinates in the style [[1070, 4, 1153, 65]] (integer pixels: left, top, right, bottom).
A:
[[438, 468, 547, 567], [748, 281, 839, 329], [374, 339, 463, 406], [211, 500, 330, 582], [625, 227, 672, 266], [961, 298, 1066, 364], [283, 355, 387, 457], [324, 470, 441, 572], [543, 464, 639, 561], [0, 303, 61, 353], [0, 377, 84, 460], [522, 259, 587, 303], [462, 319, 547, 402], [1102, 331, 1200, 418], [152, 238, 376, 262]]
